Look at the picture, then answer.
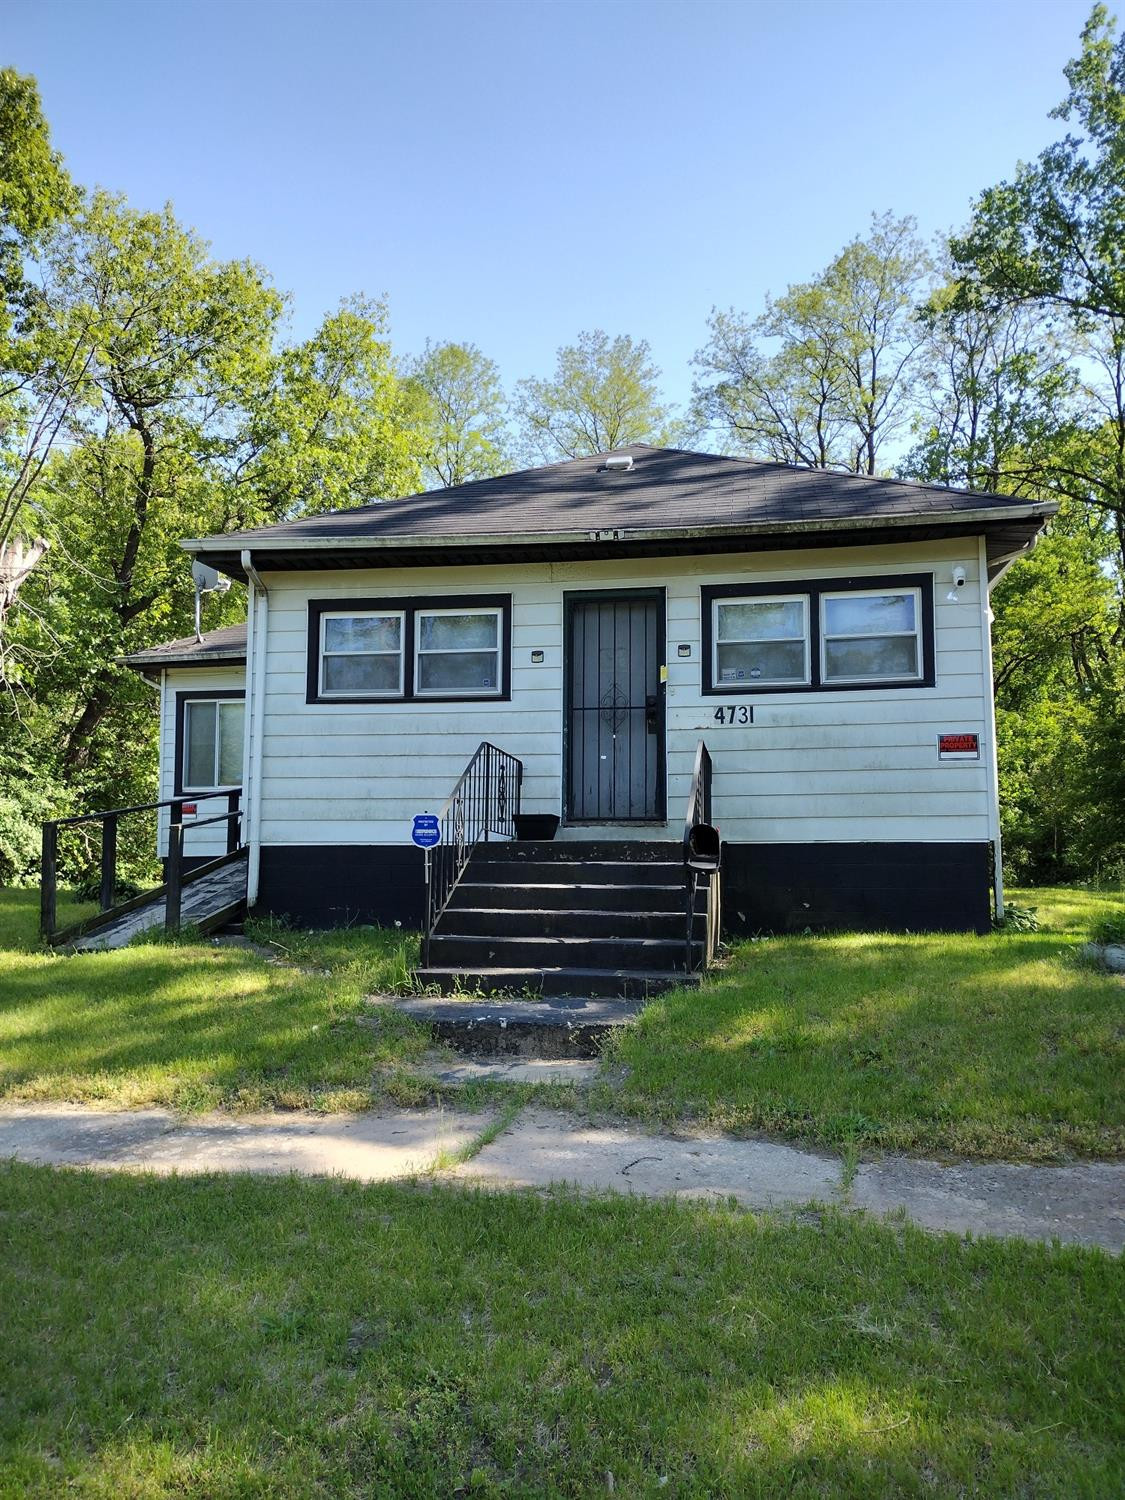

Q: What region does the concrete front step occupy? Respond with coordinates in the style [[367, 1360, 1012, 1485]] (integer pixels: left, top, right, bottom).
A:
[[413, 965, 692, 999], [444, 907, 704, 940], [447, 880, 697, 913], [464, 858, 683, 886], [427, 932, 692, 971], [473, 840, 680, 863], [396, 995, 644, 1057]]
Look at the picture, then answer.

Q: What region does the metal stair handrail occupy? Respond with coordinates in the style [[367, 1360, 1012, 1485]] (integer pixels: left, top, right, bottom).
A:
[[682, 739, 719, 973], [422, 742, 523, 966]]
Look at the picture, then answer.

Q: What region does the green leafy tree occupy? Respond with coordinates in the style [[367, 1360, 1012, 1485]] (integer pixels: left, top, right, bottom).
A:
[[949, 4, 1125, 592], [0, 69, 80, 642], [693, 298, 850, 468], [514, 330, 675, 461], [901, 283, 1075, 494], [0, 68, 76, 337], [990, 507, 1120, 880], [245, 295, 425, 521], [694, 213, 930, 473], [2, 195, 431, 879], [938, 5, 1125, 880], [18, 191, 283, 776], [404, 340, 510, 488]]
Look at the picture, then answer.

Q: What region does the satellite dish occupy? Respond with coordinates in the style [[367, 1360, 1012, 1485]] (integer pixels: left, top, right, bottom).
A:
[[191, 559, 232, 640], [191, 560, 230, 594]]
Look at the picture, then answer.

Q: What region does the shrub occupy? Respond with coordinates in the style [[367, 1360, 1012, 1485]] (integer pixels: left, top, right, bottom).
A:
[[1089, 911, 1125, 946], [994, 903, 1040, 932], [0, 778, 57, 885]]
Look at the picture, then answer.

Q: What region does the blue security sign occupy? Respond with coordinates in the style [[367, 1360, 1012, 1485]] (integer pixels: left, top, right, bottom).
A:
[[411, 814, 441, 849]]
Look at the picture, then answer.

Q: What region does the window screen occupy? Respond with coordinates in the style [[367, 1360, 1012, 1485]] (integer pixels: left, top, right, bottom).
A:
[[319, 612, 404, 696], [415, 609, 501, 695]]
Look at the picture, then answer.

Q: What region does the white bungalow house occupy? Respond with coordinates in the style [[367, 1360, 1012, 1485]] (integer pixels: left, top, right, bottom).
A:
[[123, 445, 1052, 985]]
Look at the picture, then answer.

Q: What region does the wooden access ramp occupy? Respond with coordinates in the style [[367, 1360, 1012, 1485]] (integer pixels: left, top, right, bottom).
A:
[[65, 849, 249, 951], [41, 791, 246, 952]]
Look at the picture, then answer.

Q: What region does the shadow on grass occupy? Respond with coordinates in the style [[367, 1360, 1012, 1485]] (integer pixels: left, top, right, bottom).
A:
[[0, 1164, 1119, 1497], [609, 889, 1125, 1160], [0, 890, 430, 1111]]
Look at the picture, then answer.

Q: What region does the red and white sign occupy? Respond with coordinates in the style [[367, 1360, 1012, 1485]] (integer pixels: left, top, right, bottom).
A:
[[937, 733, 980, 761]]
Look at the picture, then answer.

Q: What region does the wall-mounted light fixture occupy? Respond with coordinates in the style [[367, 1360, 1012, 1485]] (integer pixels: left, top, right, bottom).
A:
[[531, 649, 545, 664], [677, 643, 691, 657]]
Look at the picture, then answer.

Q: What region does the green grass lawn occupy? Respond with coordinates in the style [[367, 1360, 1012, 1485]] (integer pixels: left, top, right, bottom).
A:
[[1, 883, 1122, 1161], [0, 890, 429, 1113], [0, 1163, 1120, 1498], [608, 886, 1125, 1161]]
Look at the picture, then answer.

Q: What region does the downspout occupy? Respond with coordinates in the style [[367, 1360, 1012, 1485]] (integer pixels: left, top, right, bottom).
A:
[[979, 535, 1004, 921], [240, 549, 269, 905]]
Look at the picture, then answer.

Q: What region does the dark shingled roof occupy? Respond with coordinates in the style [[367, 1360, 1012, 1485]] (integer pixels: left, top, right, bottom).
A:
[[132, 448, 1054, 663], [120, 623, 247, 673], [186, 444, 1048, 549]]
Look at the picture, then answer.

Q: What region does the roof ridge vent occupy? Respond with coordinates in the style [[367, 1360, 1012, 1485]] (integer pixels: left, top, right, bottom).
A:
[[600, 453, 634, 472]]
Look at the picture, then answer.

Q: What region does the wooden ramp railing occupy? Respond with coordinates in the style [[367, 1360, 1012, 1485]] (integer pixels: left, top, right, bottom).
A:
[[41, 790, 244, 948]]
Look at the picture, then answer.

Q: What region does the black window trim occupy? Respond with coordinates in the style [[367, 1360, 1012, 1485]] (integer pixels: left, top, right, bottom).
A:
[[305, 594, 513, 705], [701, 573, 935, 695], [173, 689, 246, 796]]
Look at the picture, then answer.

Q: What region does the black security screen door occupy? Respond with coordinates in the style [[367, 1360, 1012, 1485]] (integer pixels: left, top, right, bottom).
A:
[[565, 592, 664, 821]]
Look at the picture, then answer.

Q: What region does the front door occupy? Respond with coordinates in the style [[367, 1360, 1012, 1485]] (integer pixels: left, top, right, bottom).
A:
[[565, 591, 664, 821]]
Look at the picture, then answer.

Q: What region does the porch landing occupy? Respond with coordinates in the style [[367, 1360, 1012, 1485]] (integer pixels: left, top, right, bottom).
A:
[[394, 994, 645, 1058]]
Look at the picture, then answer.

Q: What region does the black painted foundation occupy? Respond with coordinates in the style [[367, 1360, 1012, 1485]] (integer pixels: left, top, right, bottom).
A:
[[720, 841, 992, 936], [253, 840, 993, 936], [257, 844, 426, 929]]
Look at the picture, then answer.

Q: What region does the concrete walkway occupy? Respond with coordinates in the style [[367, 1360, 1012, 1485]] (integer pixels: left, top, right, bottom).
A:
[[1, 1103, 1121, 1252]]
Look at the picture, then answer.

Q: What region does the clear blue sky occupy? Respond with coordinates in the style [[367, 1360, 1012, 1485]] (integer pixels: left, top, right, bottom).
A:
[[10, 0, 1094, 413]]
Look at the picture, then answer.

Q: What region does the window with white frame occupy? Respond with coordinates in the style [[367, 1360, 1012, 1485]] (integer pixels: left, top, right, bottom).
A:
[[820, 588, 923, 683], [415, 608, 502, 695], [182, 699, 244, 789], [701, 574, 933, 693], [319, 611, 405, 697], [307, 595, 511, 703], [713, 595, 809, 686]]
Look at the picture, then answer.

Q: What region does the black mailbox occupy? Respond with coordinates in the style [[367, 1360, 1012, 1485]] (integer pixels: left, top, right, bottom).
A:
[[685, 823, 721, 872]]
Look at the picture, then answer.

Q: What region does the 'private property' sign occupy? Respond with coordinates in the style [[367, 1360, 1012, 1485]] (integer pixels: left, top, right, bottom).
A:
[[937, 733, 980, 761]]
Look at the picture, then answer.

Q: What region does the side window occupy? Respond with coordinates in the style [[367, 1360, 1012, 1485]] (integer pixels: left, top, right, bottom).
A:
[[182, 699, 244, 789]]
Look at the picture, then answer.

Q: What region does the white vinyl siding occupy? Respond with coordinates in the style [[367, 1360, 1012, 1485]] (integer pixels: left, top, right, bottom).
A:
[[244, 538, 992, 850]]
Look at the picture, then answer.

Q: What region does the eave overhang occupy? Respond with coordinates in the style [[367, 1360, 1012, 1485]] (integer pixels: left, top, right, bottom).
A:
[[119, 649, 247, 681], [183, 503, 1057, 584]]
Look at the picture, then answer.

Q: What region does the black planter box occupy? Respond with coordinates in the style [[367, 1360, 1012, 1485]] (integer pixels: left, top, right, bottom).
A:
[[514, 814, 560, 841]]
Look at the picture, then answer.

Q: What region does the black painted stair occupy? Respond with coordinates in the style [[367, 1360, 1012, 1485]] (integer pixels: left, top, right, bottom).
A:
[[414, 840, 703, 998]]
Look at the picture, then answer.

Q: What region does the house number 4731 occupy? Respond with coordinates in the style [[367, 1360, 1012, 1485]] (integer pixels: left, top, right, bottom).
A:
[[713, 704, 753, 725]]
